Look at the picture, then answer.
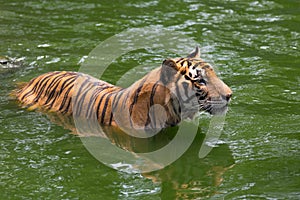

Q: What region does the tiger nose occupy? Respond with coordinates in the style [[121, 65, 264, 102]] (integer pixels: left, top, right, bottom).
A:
[[224, 84, 232, 101], [225, 93, 232, 101]]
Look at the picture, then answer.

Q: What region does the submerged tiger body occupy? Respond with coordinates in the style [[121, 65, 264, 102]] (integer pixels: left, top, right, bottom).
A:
[[16, 47, 232, 131]]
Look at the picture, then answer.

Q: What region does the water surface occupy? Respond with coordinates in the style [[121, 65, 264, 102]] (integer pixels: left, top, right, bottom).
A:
[[1, 0, 299, 199]]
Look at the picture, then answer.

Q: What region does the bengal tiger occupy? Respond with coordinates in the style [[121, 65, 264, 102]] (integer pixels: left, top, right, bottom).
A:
[[15, 47, 232, 132]]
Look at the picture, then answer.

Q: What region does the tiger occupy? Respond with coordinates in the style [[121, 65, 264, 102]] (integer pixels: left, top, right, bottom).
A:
[[15, 47, 232, 133]]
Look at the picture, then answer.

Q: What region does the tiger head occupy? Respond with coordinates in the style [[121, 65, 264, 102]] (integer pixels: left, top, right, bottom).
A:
[[161, 47, 232, 117]]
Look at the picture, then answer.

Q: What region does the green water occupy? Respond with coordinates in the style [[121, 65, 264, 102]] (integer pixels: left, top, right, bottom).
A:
[[1, 0, 300, 199]]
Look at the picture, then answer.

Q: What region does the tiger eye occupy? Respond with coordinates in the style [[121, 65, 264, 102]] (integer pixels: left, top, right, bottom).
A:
[[198, 79, 206, 85]]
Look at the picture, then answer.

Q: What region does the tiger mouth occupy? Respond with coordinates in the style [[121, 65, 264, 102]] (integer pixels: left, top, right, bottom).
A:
[[201, 100, 229, 115]]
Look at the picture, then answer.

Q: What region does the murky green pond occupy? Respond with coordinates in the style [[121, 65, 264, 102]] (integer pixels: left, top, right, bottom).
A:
[[1, 0, 300, 199]]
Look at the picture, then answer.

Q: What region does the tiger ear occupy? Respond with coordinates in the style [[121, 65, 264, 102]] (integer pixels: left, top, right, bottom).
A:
[[187, 46, 200, 58], [162, 59, 179, 70], [161, 59, 179, 84]]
